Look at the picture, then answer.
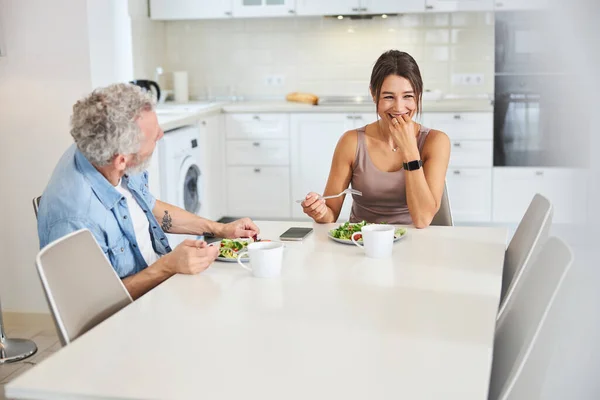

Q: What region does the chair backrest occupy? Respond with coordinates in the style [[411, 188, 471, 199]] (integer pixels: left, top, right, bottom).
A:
[[430, 183, 453, 226], [32, 196, 41, 219], [35, 229, 132, 346], [489, 236, 573, 400], [498, 193, 553, 314]]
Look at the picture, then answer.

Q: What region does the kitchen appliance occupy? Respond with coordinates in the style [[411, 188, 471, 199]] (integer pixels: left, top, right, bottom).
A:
[[130, 79, 161, 103], [493, 11, 587, 167]]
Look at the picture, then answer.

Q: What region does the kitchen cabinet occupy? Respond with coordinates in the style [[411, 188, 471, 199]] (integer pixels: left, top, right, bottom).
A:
[[225, 113, 291, 219], [295, 0, 362, 16], [199, 115, 225, 221], [226, 166, 291, 218], [149, 0, 233, 20], [424, 0, 494, 12], [362, 0, 426, 14], [232, 0, 296, 18], [295, 0, 425, 16], [446, 168, 492, 222], [291, 113, 364, 221], [494, 0, 548, 11], [492, 167, 588, 224]]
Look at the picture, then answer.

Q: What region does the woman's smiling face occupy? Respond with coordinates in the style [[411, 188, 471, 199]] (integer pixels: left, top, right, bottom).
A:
[[373, 74, 418, 122]]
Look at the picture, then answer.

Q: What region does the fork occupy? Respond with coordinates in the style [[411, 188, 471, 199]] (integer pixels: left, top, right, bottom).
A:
[[295, 188, 362, 203]]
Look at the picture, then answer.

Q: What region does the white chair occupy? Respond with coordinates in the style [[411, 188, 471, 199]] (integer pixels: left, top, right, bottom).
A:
[[32, 195, 41, 219], [36, 229, 132, 346], [489, 236, 573, 400], [498, 193, 553, 316], [430, 183, 453, 227]]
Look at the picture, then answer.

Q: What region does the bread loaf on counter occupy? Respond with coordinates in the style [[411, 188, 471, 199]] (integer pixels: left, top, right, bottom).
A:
[[286, 92, 319, 105]]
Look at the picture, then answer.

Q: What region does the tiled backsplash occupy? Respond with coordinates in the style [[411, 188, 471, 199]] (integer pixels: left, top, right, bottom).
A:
[[133, 12, 494, 100]]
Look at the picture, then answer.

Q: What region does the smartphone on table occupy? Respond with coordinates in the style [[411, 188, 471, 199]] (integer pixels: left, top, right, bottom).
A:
[[279, 227, 314, 241]]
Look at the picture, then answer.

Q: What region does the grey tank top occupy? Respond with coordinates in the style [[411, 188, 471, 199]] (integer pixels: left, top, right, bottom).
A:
[[349, 125, 431, 225]]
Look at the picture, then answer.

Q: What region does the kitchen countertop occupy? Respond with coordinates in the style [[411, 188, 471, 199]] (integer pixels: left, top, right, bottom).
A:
[[157, 98, 493, 131]]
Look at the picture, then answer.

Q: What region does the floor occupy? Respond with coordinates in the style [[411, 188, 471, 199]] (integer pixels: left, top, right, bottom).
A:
[[0, 317, 60, 400]]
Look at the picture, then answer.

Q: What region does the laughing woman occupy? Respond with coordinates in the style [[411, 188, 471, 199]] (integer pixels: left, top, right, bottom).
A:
[[301, 50, 450, 228]]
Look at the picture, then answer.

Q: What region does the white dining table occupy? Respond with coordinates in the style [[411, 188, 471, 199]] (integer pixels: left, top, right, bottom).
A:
[[7, 221, 507, 400]]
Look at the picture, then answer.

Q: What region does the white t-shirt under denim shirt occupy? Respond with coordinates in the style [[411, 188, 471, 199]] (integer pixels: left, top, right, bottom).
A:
[[116, 179, 160, 266]]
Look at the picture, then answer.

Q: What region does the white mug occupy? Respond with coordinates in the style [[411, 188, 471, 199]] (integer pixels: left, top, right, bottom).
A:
[[236, 242, 285, 278], [351, 224, 395, 258]]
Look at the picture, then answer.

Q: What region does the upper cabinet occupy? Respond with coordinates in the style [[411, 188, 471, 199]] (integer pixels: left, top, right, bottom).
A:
[[425, 0, 494, 12], [150, 0, 233, 20], [494, 0, 549, 10], [295, 0, 361, 16], [232, 0, 296, 18], [296, 0, 425, 16], [362, 0, 426, 14]]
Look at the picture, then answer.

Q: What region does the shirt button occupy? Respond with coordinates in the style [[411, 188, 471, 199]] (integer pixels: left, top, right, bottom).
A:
[[133, 244, 137, 248], [120, 247, 124, 252], [153, 226, 157, 229], [143, 210, 147, 213], [123, 215, 128, 219]]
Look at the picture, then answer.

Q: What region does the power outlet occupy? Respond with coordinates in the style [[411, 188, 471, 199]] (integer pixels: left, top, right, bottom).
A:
[[452, 73, 484, 86], [264, 74, 285, 86]]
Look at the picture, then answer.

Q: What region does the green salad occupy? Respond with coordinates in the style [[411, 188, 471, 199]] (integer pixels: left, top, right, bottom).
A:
[[329, 221, 407, 241], [219, 238, 250, 259]]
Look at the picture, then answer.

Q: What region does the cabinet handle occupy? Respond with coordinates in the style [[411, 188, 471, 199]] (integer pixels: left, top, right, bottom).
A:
[[252, 142, 260, 147], [425, 5, 434, 9], [355, 115, 363, 119], [252, 115, 260, 120], [496, 2, 504, 7], [288, 9, 295, 14], [351, 7, 359, 11], [225, 11, 232, 16], [453, 114, 461, 120], [453, 142, 461, 147], [360, 7, 368, 11], [347, 115, 355, 119], [535, 170, 544, 176], [201, 120, 207, 126], [254, 168, 261, 173], [453, 170, 461, 175]]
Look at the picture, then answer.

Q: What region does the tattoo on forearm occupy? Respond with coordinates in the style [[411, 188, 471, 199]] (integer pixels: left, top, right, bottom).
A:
[[161, 211, 173, 232]]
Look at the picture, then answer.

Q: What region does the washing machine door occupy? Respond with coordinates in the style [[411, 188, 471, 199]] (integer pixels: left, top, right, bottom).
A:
[[177, 156, 202, 215]]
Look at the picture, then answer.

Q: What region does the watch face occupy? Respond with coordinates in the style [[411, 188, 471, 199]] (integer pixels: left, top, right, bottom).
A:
[[404, 160, 423, 171]]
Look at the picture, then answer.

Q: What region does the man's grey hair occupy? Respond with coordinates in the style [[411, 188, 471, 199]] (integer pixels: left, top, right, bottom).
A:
[[70, 83, 155, 166]]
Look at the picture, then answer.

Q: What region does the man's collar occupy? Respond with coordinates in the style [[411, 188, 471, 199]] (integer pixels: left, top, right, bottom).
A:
[[74, 148, 123, 210]]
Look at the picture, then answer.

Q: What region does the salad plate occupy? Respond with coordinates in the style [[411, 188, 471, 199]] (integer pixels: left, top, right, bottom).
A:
[[328, 221, 407, 245], [215, 238, 252, 262]]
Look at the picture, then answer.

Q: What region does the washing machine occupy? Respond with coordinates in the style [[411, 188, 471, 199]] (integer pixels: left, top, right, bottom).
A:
[[158, 124, 209, 247]]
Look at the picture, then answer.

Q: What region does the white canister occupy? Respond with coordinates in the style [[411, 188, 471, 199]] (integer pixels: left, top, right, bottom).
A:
[[173, 71, 189, 103]]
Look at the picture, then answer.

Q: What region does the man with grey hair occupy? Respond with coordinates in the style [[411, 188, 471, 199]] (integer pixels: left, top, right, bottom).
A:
[[37, 83, 259, 299]]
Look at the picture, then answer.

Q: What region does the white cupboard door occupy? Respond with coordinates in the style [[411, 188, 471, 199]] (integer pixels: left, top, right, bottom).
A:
[[150, 0, 233, 20], [362, 0, 426, 13], [200, 115, 225, 221], [494, 0, 548, 10], [226, 140, 290, 166], [449, 140, 493, 167], [421, 112, 493, 140], [225, 114, 289, 140], [425, 0, 494, 11], [291, 114, 355, 220], [226, 167, 291, 219], [493, 168, 587, 224], [295, 0, 361, 16], [446, 168, 492, 222], [233, 0, 296, 17]]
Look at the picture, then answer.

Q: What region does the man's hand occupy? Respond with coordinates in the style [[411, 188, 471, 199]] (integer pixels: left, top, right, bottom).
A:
[[219, 217, 260, 239], [162, 239, 218, 275]]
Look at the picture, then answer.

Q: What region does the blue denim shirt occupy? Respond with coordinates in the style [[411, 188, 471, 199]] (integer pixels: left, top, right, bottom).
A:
[[38, 144, 172, 278]]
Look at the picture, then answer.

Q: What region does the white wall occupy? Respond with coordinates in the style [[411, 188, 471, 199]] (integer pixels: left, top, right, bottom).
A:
[[87, 0, 134, 87], [0, 0, 135, 313], [0, 0, 93, 312]]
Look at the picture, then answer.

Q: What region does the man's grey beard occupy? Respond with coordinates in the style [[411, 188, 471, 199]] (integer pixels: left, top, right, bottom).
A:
[[125, 152, 152, 175]]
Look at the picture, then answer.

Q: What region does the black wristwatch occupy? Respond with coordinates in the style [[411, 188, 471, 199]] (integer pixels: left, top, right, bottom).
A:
[[403, 159, 423, 171]]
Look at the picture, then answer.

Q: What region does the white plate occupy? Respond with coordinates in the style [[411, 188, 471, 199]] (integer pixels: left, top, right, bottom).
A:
[[327, 228, 407, 245], [214, 238, 251, 263]]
